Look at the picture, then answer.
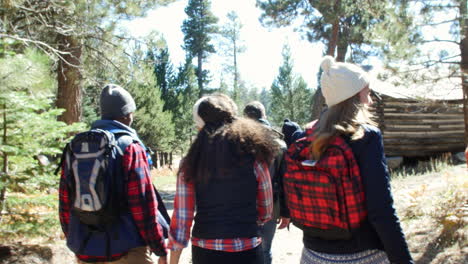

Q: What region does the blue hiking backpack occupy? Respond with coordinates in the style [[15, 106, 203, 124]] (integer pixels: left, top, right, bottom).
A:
[[57, 127, 170, 241], [62, 129, 124, 227]]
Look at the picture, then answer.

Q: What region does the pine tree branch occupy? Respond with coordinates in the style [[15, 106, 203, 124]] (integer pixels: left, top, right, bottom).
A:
[[0, 33, 65, 55], [83, 44, 125, 75], [419, 19, 458, 27], [420, 39, 460, 45], [0, 33, 83, 69]]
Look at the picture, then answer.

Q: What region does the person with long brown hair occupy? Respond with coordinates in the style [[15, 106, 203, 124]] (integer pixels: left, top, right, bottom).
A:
[[168, 94, 280, 264], [284, 57, 413, 264]]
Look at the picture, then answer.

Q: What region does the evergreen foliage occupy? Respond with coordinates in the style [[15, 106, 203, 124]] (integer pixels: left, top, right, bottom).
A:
[[171, 58, 200, 153], [126, 46, 175, 154], [0, 49, 83, 236], [270, 44, 313, 126], [218, 11, 246, 103], [257, 0, 411, 62], [182, 0, 219, 96], [0, 0, 177, 124]]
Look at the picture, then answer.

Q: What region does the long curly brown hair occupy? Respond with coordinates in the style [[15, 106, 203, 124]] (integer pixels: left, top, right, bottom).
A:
[[180, 94, 280, 184]]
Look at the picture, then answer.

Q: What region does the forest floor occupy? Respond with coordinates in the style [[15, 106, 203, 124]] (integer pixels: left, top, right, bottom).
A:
[[0, 163, 466, 264]]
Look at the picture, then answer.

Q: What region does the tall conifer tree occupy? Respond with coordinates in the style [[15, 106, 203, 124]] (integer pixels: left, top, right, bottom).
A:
[[182, 0, 218, 97]]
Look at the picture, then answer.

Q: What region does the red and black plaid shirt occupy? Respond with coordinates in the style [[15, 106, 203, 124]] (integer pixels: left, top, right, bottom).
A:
[[59, 143, 167, 262]]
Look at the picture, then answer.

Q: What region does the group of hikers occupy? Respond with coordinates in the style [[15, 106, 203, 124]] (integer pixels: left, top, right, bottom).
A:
[[58, 56, 414, 264]]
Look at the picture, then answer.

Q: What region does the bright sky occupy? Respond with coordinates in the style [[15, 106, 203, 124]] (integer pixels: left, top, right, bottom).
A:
[[121, 0, 461, 99], [121, 0, 324, 90]]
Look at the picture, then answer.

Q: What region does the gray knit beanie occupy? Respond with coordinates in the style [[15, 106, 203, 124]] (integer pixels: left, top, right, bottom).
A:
[[100, 84, 136, 119]]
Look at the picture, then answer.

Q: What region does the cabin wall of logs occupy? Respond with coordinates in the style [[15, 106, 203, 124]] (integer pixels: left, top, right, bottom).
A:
[[369, 92, 465, 157]]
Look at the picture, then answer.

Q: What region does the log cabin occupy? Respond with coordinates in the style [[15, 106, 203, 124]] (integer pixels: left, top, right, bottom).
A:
[[369, 90, 465, 157]]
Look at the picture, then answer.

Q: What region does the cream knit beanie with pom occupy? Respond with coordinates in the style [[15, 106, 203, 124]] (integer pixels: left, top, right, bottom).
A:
[[320, 56, 370, 107]]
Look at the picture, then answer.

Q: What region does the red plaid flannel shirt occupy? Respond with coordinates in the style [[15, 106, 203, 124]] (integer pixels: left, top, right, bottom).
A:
[[59, 143, 167, 262], [168, 161, 273, 252]]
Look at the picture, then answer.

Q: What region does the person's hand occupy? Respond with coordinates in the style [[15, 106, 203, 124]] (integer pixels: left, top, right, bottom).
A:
[[277, 217, 291, 229], [158, 256, 168, 264]]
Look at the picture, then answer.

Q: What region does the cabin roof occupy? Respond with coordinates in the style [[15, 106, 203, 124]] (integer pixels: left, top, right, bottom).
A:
[[370, 77, 463, 102]]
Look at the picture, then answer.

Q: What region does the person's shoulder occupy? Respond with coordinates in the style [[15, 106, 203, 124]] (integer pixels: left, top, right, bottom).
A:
[[117, 135, 144, 154], [361, 124, 382, 138]]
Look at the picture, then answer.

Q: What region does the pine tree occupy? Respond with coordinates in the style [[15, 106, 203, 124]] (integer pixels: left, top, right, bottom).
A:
[[172, 58, 200, 153], [219, 11, 246, 102], [150, 46, 178, 112], [0, 49, 83, 226], [182, 0, 219, 97], [0, 0, 176, 124], [257, 0, 414, 118], [270, 44, 313, 126], [127, 62, 175, 154]]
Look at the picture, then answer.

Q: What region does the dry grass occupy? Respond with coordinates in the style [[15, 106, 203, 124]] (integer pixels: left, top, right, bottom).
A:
[[392, 163, 468, 264]]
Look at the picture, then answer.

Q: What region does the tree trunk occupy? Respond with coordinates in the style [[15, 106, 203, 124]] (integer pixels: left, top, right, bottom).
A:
[[159, 151, 164, 167], [0, 104, 8, 220], [233, 39, 238, 102], [336, 35, 348, 62], [327, 19, 340, 56], [310, 0, 341, 120], [163, 153, 168, 167], [197, 52, 204, 97], [56, 34, 82, 124], [461, 0, 468, 144], [310, 89, 325, 120], [153, 151, 159, 169]]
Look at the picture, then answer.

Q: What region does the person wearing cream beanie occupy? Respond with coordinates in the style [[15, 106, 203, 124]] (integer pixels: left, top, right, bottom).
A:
[[320, 56, 370, 107], [284, 57, 413, 264]]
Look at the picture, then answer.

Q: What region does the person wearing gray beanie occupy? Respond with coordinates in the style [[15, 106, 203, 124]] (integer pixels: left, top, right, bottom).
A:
[[59, 83, 169, 264], [100, 83, 137, 121]]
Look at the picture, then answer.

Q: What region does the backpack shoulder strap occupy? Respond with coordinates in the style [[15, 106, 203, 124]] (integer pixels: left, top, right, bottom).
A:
[[327, 136, 361, 178], [55, 143, 71, 175], [107, 129, 138, 154]]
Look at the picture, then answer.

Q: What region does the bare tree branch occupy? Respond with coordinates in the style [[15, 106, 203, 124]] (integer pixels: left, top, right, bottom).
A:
[[421, 39, 460, 45], [0, 34, 81, 68], [418, 19, 458, 27], [83, 44, 125, 75]]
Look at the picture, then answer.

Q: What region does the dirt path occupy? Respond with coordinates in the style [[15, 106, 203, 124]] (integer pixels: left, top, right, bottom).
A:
[[1, 165, 465, 264]]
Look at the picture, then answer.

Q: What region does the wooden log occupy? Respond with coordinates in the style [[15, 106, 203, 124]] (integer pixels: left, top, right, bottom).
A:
[[385, 150, 459, 157], [381, 104, 462, 113], [384, 112, 463, 117], [384, 145, 464, 152], [383, 137, 464, 144], [384, 143, 464, 149], [382, 123, 465, 130], [382, 101, 462, 107], [382, 116, 463, 122], [384, 127, 464, 132], [382, 109, 463, 115], [383, 133, 464, 139], [384, 130, 464, 135], [382, 119, 463, 125]]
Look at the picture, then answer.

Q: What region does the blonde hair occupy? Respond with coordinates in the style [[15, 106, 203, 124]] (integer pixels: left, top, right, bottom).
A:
[[310, 94, 376, 159]]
